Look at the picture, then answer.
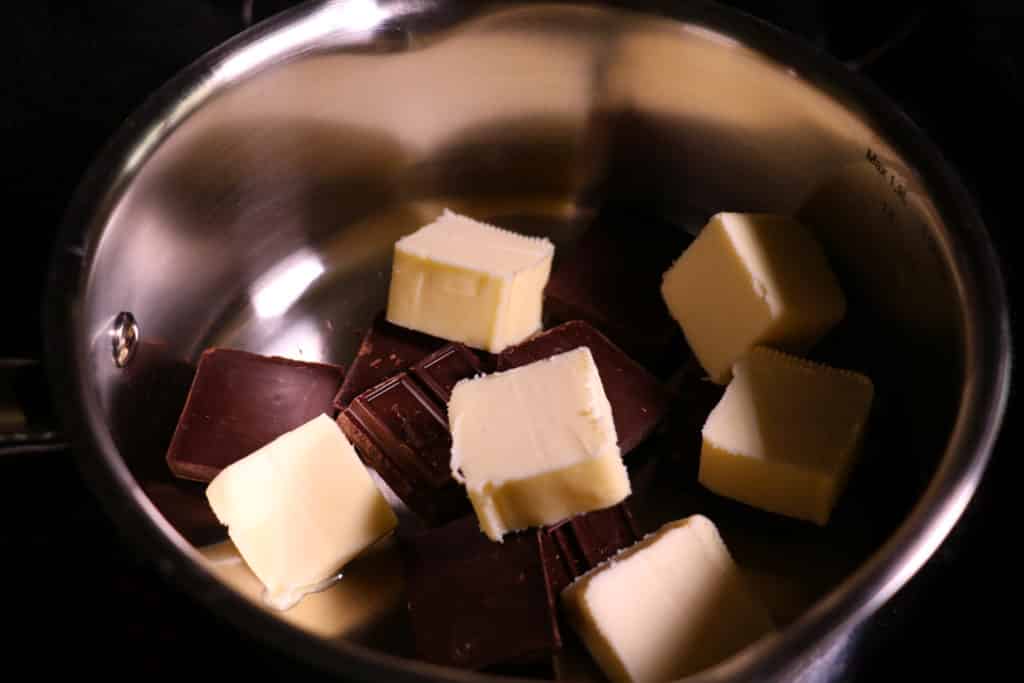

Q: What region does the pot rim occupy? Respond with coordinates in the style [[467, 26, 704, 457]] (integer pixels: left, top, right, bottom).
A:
[[44, 1, 1012, 681]]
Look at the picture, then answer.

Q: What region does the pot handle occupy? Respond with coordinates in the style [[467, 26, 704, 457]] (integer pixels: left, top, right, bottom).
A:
[[0, 359, 67, 456]]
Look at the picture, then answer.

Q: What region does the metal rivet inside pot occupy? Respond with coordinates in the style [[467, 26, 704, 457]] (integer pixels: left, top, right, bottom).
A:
[[110, 312, 139, 368]]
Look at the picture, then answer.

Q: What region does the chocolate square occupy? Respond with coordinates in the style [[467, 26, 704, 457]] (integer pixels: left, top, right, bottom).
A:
[[333, 314, 447, 411], [337, 374, 466, 526], [165, 348, 345, 482], [545, 503, 641, 594], [337, 343, 480, 526], [402, 506, 640, 675], [497, 320, 671, 455], [410, 343, 483, 406], [403, 516, 563, 671], [544, 210, 694, 372]]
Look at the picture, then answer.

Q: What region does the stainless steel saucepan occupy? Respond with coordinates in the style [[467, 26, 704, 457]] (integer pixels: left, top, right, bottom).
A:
[[43, 1, 1011, 681]]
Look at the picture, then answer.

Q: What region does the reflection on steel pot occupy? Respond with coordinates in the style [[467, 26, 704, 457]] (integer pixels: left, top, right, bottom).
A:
[[45, 1, 1010, 682]]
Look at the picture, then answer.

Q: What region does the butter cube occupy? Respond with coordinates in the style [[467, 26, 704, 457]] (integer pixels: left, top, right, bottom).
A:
[[700, 347, 874, 525], [386, 209, 554, 353], [661, 212, 845, 383], [206, 414, 398, 608], [561, 515, 773, 683], [449, 347, 630, 541]]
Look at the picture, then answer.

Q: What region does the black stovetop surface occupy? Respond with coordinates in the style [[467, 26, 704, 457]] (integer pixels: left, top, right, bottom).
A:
[[4, 1, 1018, 679]]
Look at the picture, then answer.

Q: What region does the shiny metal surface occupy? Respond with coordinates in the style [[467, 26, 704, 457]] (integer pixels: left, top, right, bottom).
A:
[[46, 1, 1011, 681], [110, 312, 140, 368]]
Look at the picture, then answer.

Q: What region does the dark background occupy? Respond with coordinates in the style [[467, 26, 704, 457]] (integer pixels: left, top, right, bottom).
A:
[[3, 1, 1017, 679]]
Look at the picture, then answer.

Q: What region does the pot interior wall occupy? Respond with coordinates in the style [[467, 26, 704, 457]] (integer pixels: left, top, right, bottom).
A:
[[72, 3, 964, 667]]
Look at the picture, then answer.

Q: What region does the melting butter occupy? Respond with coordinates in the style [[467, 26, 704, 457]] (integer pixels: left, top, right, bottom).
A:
[[199, 535, 404, 640]]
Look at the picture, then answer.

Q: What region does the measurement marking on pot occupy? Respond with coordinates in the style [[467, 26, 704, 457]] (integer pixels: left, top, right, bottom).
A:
[[866, 147, 908, 205], [866, 146, 918, 233], [866, 146, 953, 304]]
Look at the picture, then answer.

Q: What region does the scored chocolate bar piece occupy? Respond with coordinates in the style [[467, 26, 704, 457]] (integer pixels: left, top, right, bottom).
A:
[[403, 516, 564, 672], [333, 314, 447, 411], [337, 343, 480, 526], [544, 502, 641, 594], [337, 375, 467, 526], [411, 343, 484, 405], [497, 320, 671, 455], [165, 348, 345, 482], [544, 209, 695, 373]]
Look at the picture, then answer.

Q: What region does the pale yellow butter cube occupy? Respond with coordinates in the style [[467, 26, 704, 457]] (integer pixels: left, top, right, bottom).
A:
[[206, 414, 398, 608], [449, 347, 630, 541], [699, 347, 874, 525], [561, 515, 773, 683], [386, 209, 554, 353], [661, 212, 845, 383]]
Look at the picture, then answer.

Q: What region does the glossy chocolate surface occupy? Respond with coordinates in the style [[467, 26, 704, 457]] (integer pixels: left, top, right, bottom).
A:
[[545, 503, 641, 593], [165, 348, 345, 482], [333, 314, 446, 411], [337, 343, 480, 525], [403, 516, 563, 671], [544, 210, 695, 372]]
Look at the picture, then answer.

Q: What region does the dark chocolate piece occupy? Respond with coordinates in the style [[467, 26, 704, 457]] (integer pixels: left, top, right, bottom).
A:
[[538, 529, 573, 609], [410, 343, 482, 405], [497, 320, 671, 455], [669, 356, 724, 430], [333, 314, 447, 411], [553, 630, 609, 683], [544, 210, 694, 372], [337, 343, 480, 526], [165, 348, 345, 483], [109, 340, 225, 545], [144, 481, 225, 547], [338, 373, 467, 525], [544, 503, 641, 594], [664, 356, 725, 476], [403, 516, 563, 671]]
